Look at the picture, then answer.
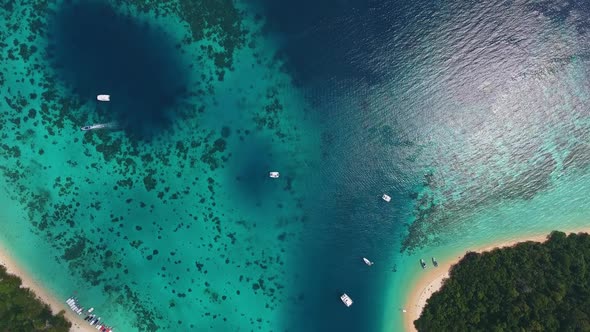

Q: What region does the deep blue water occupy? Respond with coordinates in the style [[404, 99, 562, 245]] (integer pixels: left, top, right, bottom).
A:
[[2, 0, 590, 331], [48, 1, 190, 139], [254, 2, 423, 331], [252, 0, 590, 331]]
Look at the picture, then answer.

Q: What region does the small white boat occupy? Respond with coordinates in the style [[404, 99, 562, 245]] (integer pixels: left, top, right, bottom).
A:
[[269, 171, 280, 178], [382, 194, 391, 202], [97, 94, 110, 102], [420, 259, 427, 269], [363, 257, 373, 266], [340, 293, 353, 307], [90, 317, 100, 326], [80, 122, 117, 131]]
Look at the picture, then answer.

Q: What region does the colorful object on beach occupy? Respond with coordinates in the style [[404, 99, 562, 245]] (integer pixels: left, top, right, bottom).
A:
[[66, 297, 114, 331]]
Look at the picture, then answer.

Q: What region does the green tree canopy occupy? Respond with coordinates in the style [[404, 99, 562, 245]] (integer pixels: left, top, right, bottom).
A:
[[0, 264, 71, 331], [415, 231, 590, 332]]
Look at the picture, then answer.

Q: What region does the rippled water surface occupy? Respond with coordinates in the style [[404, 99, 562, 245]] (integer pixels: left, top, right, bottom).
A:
[[1, 0, 590, 331]]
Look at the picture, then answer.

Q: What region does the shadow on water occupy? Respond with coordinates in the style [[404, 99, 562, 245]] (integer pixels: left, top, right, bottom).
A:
[[249, 0, 380, 86], [229, 137, 279, 204], [46, 0, 190, 140]]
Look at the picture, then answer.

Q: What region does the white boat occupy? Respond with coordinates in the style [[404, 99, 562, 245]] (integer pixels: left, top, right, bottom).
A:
[[269, 171, 280, 178], [382, 194, 391, 202], [340, 293, 353, 307], [80, 122, 117, 131], [97, 94, 110, 102], [363, 257, 373, 266], [90, 317, 100, 326]]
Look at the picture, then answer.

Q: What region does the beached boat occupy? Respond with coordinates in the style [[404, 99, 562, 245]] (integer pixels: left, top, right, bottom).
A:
[[66, 297, 113, 331], [382, 194, 391, 202], [269, 171, 280, 178], [420, 259, 427, 269], [97, 94, 110, 101], [363, 257, 374, 266], [80, 122, 117, 131], [432, 257, 438, 267], [340, 293, 353, 307]]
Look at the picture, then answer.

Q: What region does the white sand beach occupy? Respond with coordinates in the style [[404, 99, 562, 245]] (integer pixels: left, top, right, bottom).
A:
[[0, 246, 96, 332], [403, 228, 590, 332]]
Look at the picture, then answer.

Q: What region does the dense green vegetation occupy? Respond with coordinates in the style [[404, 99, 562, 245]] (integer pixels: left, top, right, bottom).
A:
[[415, 231, 590, 332], [0, 264, 71, 331]]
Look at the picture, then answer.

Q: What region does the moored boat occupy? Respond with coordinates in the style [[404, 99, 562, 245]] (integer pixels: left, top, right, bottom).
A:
[[340, 293, 353, 307], [432, 257, 438, 267], [66, 297, 113, 331], [363, 257, 373, 266], [90, 317, 100, 326], [420, 259, 427, 269], [382, 194, 391, 202], [97, 94, 110, 102], [269, 171, 280, 178]]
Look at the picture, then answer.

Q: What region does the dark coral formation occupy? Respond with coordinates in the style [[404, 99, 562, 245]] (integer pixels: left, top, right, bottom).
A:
[[402, 135, 590, 253], [0, 0, 308, 331]]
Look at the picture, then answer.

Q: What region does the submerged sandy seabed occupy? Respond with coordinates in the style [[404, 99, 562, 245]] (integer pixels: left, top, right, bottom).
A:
[[0, 245, 96, 332], [403, 228, 590, 332]]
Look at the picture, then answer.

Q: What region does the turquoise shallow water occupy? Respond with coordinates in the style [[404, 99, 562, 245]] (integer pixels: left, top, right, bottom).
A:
[[383, 170, 590, 331], [1, 1, 319, 330], [1, 0, 590, 331]]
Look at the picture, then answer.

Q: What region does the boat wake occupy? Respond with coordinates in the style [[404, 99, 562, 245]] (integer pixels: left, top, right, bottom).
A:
[[80, 122, 118, 131]]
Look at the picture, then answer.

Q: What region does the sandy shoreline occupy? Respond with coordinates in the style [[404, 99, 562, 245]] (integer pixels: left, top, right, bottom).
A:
[[0, 245, 96, 332], [403, 228, 590, 332]]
